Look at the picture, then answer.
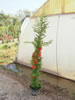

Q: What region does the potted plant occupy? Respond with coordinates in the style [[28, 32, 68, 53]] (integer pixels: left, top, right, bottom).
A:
[[25, 15, 52, 96]]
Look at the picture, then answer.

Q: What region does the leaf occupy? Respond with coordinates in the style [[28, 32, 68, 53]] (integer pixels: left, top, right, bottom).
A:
[[42, 40, 53, 46], [24, 41, 35, 46]]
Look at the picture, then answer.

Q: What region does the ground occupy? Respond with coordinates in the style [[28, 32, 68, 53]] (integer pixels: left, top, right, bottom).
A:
[[0, 43, 75, 100], [0, 63, 75, 100]]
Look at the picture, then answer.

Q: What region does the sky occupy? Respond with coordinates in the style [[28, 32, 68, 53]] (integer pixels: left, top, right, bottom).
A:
[[0, 0, 47, 15]]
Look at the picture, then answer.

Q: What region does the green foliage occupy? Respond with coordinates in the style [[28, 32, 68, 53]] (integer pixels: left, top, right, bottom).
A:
[[33, 16, 52, 48], [25, 15, 52, 89], [0, 10, 31, 42], [0, 60, 4, 63], [0, 12, 21, 41], [42, 40, 53, 46], [17, 10, 31, 23], [12, 42, 18, 47], [0, 27, 4, 38], [3, 44, 9, 49]]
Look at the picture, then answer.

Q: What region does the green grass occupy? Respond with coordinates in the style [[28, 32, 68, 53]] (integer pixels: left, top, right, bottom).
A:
[[0, 42, 18, 65], [0, 60, 4, 63]]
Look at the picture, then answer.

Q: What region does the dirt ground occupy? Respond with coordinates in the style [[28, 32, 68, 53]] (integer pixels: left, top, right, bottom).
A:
[[0, 63, 75, 100]]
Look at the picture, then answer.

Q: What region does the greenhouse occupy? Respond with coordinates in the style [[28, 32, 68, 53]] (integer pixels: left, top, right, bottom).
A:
[[16, 0, 75, 81]]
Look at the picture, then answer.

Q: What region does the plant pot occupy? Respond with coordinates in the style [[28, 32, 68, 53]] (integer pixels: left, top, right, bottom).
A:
[[30, 87, 40, 96]]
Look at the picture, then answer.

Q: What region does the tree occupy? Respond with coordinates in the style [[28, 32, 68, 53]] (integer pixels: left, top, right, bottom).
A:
[[25, 15, 52, 90], [0, 11, 21, 42], [0, 27, 4, 38], [8, 25, 14, 38], [17, 10, 31, 23]]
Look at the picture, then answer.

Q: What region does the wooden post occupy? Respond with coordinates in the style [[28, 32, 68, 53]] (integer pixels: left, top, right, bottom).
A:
[[62, 0, 65, 13]]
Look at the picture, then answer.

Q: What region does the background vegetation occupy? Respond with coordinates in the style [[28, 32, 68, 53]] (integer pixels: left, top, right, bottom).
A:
[[0, 10, 31, 65], [0, 10, 31, 42]]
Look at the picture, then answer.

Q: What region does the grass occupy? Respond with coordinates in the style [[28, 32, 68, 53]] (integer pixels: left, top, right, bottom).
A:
[[0, 42, 18, 65]]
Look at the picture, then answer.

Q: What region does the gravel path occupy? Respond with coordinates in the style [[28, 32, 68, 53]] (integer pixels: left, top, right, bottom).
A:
[[0, 73, 71, 100]]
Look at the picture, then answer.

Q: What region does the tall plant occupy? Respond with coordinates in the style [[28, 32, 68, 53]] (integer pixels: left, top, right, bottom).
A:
[[25, 16, 52, 89]]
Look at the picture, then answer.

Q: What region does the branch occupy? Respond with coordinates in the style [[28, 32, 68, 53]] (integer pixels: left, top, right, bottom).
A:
[[24, 41, 34, 45], [42, 40, 53, 46]]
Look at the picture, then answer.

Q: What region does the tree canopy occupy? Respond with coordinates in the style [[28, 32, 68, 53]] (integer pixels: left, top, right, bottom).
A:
[[0, 10, 31, 42]]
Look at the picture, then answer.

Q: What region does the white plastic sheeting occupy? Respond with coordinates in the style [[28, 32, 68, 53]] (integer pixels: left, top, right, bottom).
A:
[[16, 14, 75, 81], [57, 14, 75, 80]]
